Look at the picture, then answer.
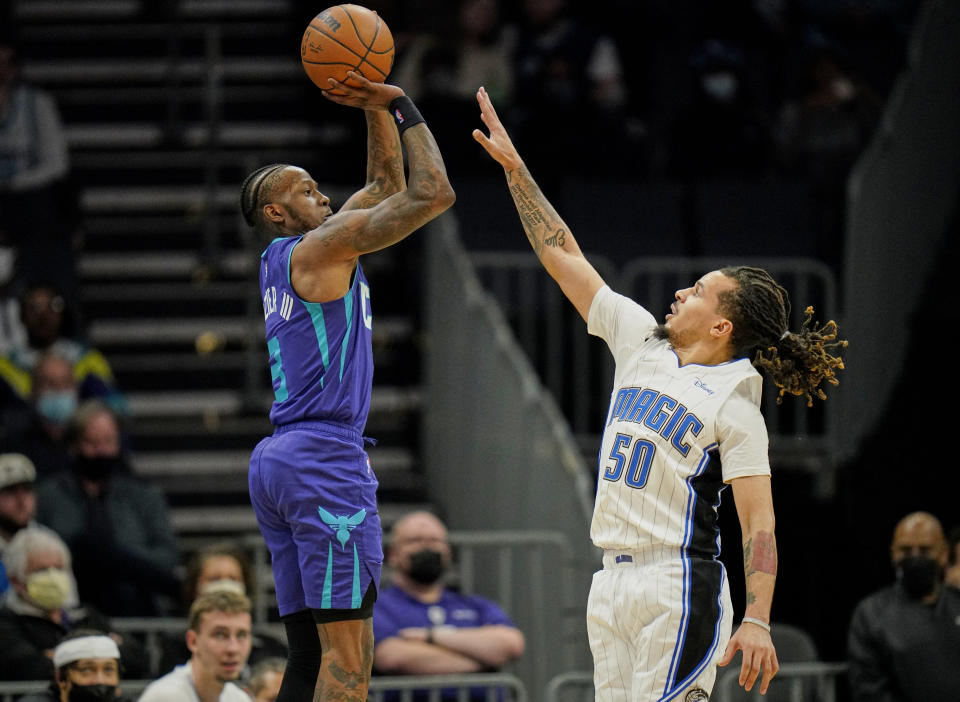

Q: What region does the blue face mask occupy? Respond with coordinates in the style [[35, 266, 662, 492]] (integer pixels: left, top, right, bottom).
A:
[[35, 390, 77, 424]]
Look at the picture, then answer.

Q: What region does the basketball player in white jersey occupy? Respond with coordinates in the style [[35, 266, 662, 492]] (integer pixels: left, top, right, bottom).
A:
[[472, 87, 846, 701]]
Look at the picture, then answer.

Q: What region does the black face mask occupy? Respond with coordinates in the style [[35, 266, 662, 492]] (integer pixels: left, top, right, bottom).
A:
[[0, 512, 26, 536], [73, 456, 123, 483], [897, 556, 941, 599], [68, 684, 117, 702], [406, 549, 446, 585]]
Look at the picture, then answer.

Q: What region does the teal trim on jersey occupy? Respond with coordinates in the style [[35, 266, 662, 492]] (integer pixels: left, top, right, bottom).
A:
[[351, 543, 361, 608], [339, 290, 354, 382], [260, 236, 290, 259], [305, 301, 330, 389], [322, 541, 334, 608]]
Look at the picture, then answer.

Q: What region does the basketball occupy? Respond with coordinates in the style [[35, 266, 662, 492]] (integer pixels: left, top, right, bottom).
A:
[[300, 5, 395, 91]]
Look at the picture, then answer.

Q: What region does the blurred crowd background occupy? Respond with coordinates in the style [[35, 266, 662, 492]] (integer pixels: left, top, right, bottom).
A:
[[1, 0, 957, 699]]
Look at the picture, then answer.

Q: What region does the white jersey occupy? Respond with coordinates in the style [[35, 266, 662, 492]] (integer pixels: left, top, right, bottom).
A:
[[138, 664, 250, 702], [587, 285, 770, 561]]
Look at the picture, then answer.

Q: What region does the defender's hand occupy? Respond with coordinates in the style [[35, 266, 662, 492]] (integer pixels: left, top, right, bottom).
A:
[[472, 86, 522, 171], [322, 71, 404, 110], [718, 623, 780, 695]]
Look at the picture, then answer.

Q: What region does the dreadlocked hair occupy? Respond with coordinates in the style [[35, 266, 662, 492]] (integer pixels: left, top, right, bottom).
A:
[[239, 163, 289, 229], [717, 266, 848, 406]]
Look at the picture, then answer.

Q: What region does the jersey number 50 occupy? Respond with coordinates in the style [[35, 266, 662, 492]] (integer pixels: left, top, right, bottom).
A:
[[603, 433, 654, 489]]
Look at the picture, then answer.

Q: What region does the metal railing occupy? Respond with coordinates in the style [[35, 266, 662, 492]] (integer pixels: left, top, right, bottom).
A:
[[713, 662, 849, 702], [544, 663, 850, 702], [0, 680, 153, 702], [369, 673, 528, 702], [1, 674, 526, 702]]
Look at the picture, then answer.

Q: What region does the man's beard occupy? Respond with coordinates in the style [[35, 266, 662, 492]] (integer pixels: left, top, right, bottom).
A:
[[653, 323, 694, 350]]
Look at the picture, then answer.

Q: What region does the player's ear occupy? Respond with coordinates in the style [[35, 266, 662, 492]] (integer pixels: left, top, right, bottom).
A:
[[263, 202, 285, 224], [711, 317, 733, 339]]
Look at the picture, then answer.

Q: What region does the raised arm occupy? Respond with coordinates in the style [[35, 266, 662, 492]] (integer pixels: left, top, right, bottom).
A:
[[719, 475, 780, 694], [339, 107, 406, 212], [291, 75, 455, 300], [472, 86, 604, 322]]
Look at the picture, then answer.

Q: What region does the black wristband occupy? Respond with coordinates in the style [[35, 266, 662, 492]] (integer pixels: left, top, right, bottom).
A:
[[388, 95, 425, 134]]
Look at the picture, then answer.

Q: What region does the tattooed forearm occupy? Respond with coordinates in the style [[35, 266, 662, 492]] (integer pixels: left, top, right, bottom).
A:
[[544, 228, 566, 247], [367, 111, 404, 183], [505, 167, 569, 260], [744, 531, 777, 577]]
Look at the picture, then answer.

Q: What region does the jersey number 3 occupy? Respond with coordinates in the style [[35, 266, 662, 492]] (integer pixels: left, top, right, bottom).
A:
[[603, 433, 654, 489], [267, 335, 288, 402]]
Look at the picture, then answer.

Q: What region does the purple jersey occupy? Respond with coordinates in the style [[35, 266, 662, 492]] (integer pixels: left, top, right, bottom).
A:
[[260, 236, 373, 430], [373, 586, 516, 642]]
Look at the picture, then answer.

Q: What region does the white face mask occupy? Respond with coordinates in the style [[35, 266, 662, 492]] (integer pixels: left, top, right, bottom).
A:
[[702, 72, 739, 102], [25, 567, 72, 611], [0, 246, 14, 286]]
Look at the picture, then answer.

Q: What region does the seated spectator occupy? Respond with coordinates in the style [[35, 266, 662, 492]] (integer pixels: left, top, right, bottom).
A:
[[0, 283, 126, 414], [946, 525, 960, 591], [36, 399, 180, 616], [17, 629, 131, 702], [373, 511, 524, 685], [0, 36, 78, 294], [0, 228, 25, 355], [510, 0, 627, 182], [668, 39, 772, 177], [0, 452, 39, 598], [158, 541, 287, 675], [243, 657, 286, 702], [0, 351, 76, 478], [847, 511, 960, 701], [0, 526, 147, 681], [390, 0, 516, 170], [139, 590, 253, 702]]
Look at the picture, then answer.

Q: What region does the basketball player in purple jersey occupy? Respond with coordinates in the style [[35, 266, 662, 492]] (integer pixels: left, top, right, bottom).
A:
[[239, 73, 455, 702]]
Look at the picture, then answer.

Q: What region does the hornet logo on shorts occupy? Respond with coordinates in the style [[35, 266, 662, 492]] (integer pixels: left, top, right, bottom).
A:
[[318, 507, 366, 548]]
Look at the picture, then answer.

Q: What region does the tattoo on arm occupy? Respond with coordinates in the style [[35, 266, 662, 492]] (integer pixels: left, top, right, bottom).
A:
[[505, 167, 560, 257], [744, 531, 778, 577]]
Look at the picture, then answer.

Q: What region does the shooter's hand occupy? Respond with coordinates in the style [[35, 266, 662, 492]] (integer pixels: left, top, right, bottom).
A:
[[322, 71, 404, 111]]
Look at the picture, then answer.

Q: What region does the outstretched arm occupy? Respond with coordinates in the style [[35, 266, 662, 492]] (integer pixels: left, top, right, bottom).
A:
[[719, 475, 780, 695], [339, 107, 406, 212], [472, 86, 604, 322]]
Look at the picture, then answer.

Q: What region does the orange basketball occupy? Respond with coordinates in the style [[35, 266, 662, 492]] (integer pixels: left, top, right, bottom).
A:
[[300, 5, 395, 92]]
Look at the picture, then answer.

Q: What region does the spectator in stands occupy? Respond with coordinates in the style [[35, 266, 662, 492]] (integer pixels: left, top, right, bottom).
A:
[[390, 0, 516, 170], [36, 399, 180, 617], [847, 511, 960, 701], [1, 352, 77, 478], [138, 589, 253, 702], [0, 283, 126, 414], [243, 657, 286, 702], [373, 511, 524, 679], [0, 526, 146, 681], [946, 525, 960, 591], [0, 452, 38, 598], [0, 36, 78, 294], [0, 228, 25, 356], [510, 0, 627, 184], [668, 39, 772, 177], [774, 39, 881, 270], [158, 541, 286, 675], [17, 628, 130, 702]]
